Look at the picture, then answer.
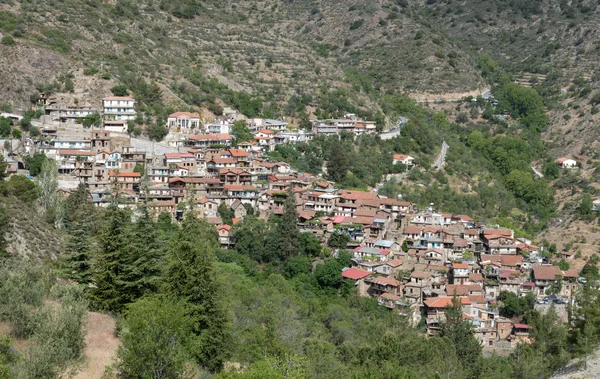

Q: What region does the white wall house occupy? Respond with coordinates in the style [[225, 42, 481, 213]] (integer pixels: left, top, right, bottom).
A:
[[102, 96, 136, 121], [393, 154, 415, 166], [167, 112, 201, 132], [555, 157, 577, 168]]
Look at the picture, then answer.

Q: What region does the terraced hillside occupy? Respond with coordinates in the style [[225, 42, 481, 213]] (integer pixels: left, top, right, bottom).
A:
[[0, 0, 484, 116]]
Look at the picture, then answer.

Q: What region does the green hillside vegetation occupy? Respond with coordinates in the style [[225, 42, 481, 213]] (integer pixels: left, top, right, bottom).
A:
[[0, 176, 595, 378]]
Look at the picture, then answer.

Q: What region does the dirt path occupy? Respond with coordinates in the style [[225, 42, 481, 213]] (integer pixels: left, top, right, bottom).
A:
[[73, 312, 119, 379]]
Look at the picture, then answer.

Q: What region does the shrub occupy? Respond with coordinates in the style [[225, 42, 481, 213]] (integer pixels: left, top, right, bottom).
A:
[[117, 296, 194, 379], [0, 36, 14, 46], [83, 67, 99, 76], [349, 19, 364, 31]]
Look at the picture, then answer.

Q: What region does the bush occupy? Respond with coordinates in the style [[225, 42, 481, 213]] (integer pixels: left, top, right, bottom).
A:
[[83, 67, 99, 76], [349, 19, 364, 31], [117, 296, 194, 379], [0, 36, 14, 46]]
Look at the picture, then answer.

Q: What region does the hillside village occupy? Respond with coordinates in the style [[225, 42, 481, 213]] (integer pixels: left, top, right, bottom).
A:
[[0, 94, 590, 355]]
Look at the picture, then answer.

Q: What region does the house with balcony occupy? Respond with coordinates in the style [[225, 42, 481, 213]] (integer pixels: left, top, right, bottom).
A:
[[218, 225, 233, 248], [102, 96, 136, 121], [167, 112, 201, 132], [109, 171, 141, 192], [45, 107, 98, 124], [423, 296, 471, 335], [450, 263, 470, 284], [57, 150, 95, 175], [53, 139, 92, 150], [532, 265, 578, 297], [121, 146, 147, 172], [187, 133, 232, 148]]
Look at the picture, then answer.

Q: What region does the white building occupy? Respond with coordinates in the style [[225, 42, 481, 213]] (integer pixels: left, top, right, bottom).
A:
[[167, 112, 201, 132], [393, 154, 415, 166], [555, 157, 577, 168], [102, 96, 136, 121]]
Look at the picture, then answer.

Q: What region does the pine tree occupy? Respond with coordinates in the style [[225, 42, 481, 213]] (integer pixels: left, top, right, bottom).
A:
[[121, 206, 164, 301], [440, 296, 482, 376], [0, 204, 8, 257], [277, 186, 300, 260], [326, 141, 350, 183], [90, 205, 131, 313], [162, 214, 229, 372], [59, 183, 95, 284], [60, 221, 94, 284]]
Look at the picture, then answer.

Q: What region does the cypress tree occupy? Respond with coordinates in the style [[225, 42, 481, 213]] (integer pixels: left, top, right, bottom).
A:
[[326, 141, 350, 183], [121, 206, 163, 301], [90, 205, 131, 313], [278, 186, 300, 260], [162, 214, 230, 372], [59, 183, 95, 284]]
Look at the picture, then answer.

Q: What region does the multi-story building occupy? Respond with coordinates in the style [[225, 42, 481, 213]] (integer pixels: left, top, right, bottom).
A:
[[102, 96, 136, 121]]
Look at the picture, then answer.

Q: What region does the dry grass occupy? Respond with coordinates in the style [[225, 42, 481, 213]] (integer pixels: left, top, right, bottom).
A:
[[72, 312, 119, 379]]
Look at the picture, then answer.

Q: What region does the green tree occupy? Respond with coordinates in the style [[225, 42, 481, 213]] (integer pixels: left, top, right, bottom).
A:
[[299, 232, 321, 257], [579, 194, 594, 220], [231, 120, 253, 146], [232, 216, 268, 262], [0, 205, 8, 258], [122, 206, 163, 300], [581, 263, 600, 280], [218, 202, 234, 226], [314, 259, 342, 289], [148, 123, 168, 141], [90, 205, 131, 313], [542, 161, 560, 179], [328, 230, 350, 249], [163, 214, 230, 372], [59, 187, 94, 284], [0, 156, 7, 181], [24, 152, 48, 177], [440, 296, 482, 376], [326, 141, 350, 183], [81, 112, 101, 128], [277, 187, 300, 260], [284, 256, 312, 279], [2, 175, 39, 204], [117, 296, 194, 379], [0, 117, 11, 138], [111, 85, 129, 96], [35, 158, 60, 225]]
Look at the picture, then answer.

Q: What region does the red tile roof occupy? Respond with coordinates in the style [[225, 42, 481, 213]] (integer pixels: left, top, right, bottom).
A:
[[532, 265, 562, 280], [169, 111, 200, 118], [102, 96, 134, 101], [370, 276, 401, 286], [342, 268, 371, 280], [188, 133, 232, 141], [339, 190, 378, 201], [165, 153, 195, 159], [500, 255, 523, 267], [404, 225, 421, 234], [229, 149, 251, 157], [453, 263, 469, 269], [58, 149, 95, 156], [411, 271, 432, 279], [379, 293, 401, 301], [424, 296, 471, 308], [446, 284, 483, 296]]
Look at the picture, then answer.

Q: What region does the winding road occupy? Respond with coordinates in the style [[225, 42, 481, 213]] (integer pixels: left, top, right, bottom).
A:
[[433, 141, 449, 168]]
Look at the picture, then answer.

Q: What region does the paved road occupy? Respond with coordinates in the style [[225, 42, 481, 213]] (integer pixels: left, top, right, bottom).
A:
[[433, 140, 449, 168], [379, 117, 408, 140], [531, 165, 544, 178]]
